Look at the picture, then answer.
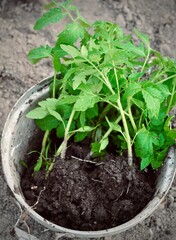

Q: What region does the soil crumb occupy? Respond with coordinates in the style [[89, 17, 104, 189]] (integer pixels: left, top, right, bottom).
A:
[[21, 141, 157, 231]]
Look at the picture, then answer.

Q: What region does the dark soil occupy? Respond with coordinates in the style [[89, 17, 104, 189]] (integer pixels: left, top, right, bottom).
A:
[[21, 140, 157, 231]]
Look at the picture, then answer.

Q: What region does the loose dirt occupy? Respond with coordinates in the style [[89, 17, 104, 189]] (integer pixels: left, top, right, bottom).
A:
[[21, 141, 156, 231]]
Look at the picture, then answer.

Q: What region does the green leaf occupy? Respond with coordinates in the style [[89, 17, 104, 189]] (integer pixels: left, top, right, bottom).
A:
[[47, 107, 65, 128], [55, 22, 84, 48], [72, 69, 97, 90], [135, 128, 157, 158], [100, 137, 109, 151], [123, 83, 141, 99], [73, 93, 99, 111], [53, 52, 62, 72], [36, 115, 59, 131], [26, 107, 48, 119], [150, 106, 167, 127], [57, 104, 72, 120], [80, 112, 86, 127], [72, 73, 86, 90], [116, 42, 145, 57], [74, 111, 82, 121], [86, 104, 99, 119], [105, 94, 119, 103], [103, 49, 128, 66], [34, 8, 66, 30], [81, 45, 88, 58], [128, 72, 145, 82], [91, 142, 101, 154], [78, 15, 90, 28], [131, 98, 144, 110], [156, 84, 171, 99], [151, 148, 168, 169], [57, 95, 78, 105], [142, 87, 162, 118], [71, 126, 95, 134], [106, 117, 122, 133], [94, 128, 102, 142], [164, 128, 176, 146], [60, 44, 80, 58], [28, 45, 52, 64], [56, 124, 65, 138], [60, 68, 76, 91], [38, 98, 58, 109], [89, 53, 102, 63], [74, 132, 88, 142], [153, 133, 165, 147], [140, 155, 152, 170]]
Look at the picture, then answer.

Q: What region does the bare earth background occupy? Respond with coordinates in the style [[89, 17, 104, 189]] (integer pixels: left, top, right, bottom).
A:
[[0, 0, 176, 239]]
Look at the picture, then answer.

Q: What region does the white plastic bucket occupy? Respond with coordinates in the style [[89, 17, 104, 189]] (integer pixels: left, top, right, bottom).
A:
[[1, 77, 176, 239]]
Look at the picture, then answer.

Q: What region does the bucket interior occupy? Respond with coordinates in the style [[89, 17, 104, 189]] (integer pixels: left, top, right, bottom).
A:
[[1, 78, 175, 238]]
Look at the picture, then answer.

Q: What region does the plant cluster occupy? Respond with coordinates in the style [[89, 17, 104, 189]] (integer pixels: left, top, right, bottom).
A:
[[27, 0, 176, 172]]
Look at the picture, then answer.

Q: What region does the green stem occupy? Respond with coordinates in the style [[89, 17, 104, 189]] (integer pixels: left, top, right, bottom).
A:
[[41, 68, 56, 171], [117, 98, 133, 167], [46, 160, 55, 177], [156, 74, 176, 85], [41, 130, 50, 155], [113, 65, 133, 165], [138, 110, 144, 129], [113, 66, 120, 96], [55, 142, 64, 157], [60, 109, 76, 159], [141, 47, 150, 72], [102, 99, 129, 117], [166, 83, 175, 115], [52, 69, 57, 98], [100, 62, 133, 166], [60, 4, 76, 22], [127, 98, 137, 132]]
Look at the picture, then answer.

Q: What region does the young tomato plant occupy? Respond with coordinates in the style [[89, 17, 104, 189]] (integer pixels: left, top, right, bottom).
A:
[[27, 0, 176, 172]]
